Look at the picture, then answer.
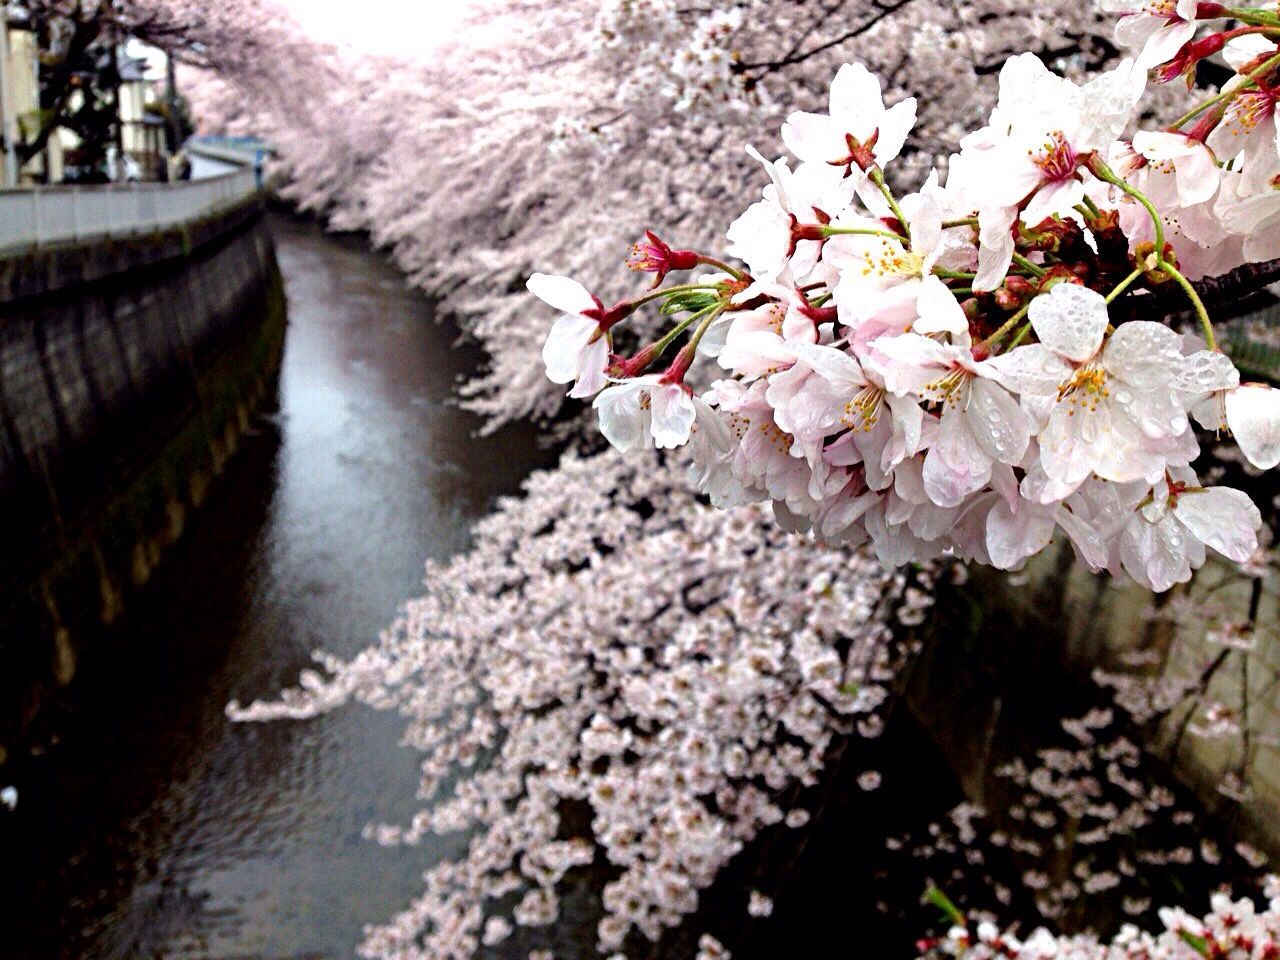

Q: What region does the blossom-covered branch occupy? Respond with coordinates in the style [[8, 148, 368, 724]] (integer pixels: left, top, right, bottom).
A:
[[533, 4, 1280, 592]]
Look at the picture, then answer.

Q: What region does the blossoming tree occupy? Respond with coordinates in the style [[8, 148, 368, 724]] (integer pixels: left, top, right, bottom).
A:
[[191, 1, 1280, 958], [532, 2, 1280, 593]]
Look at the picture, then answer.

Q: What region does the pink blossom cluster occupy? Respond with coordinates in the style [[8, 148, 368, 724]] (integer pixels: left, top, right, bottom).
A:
[[594, 0, 749, 116], [230, 450, 938, 959], [918, 881, 1280, 960], [184, 0, 1163, 431], [534, 6, 1280, 592]]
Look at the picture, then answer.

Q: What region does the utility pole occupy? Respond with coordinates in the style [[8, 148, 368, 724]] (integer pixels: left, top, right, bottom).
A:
[[109, 17, 124, 180], [0, 15, 19, 187]]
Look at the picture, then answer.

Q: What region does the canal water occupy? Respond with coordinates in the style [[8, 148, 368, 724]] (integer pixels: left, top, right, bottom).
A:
[[1, 215, 1263, 960], [0, 214, 551, 959]]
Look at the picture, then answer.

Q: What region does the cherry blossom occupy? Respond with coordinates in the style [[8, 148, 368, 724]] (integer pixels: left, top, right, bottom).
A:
[[594, 375, 696, 450], [781, 61, 917, 206], [1118, 469, 1262, 591], [1101, 0, 1203, 69], [530, 273, 620, 399], [530, 4, 1280, 594], [168, 5, 1280, 957], [919, 885, 1280, 960], [870, 332, 1032, 507], [960, 54, 1144, 290]]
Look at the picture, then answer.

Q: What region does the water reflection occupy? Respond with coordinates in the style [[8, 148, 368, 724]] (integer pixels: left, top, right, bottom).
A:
[[0, 214, 551, 959]]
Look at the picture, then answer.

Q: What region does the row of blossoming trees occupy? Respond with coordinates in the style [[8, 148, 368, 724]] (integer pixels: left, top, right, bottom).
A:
[[165, 0, 1280, 957]]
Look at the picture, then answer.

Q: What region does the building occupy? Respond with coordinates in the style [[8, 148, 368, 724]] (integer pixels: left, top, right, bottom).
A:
[[1, 16, 174, 187], [117, 54, 169, 181], [0, 12, 58, 186]]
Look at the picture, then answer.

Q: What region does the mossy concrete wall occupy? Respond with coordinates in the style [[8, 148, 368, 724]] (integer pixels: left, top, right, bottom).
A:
[[907, 548, 1280, 870], [0, 198, 286, 769]]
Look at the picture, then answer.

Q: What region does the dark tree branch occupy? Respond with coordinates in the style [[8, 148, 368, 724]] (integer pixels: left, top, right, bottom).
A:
[[732, 0, 919, 76], [15, 11, 103, 166], [1125, 258, 1280, 326]]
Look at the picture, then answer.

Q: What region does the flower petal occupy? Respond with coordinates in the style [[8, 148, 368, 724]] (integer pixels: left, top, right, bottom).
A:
[[1226, 384, 1280, 470], [874, 98, 918, 168], [780, 112, 845, 164], [982, 344, 1074, 396], [967, 378, 1032, 465], [986, 498, 1057, 570], [527, 273, 598, 315], [912, 275, 970, 337], [568, 335, 611, 399], [1174, 486, 1261, 562], [1029, 283, 1108, 364], [593, 380, 652, 453], [543, 313, 600, 384], [649, 384, 697, 449], [1103, 320, 1184, 392], [828, 62, 884, 130]]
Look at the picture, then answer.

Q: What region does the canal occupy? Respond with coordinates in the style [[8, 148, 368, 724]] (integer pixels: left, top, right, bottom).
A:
[[0, 215, 1265, 960], [0, 214, 550, 959]]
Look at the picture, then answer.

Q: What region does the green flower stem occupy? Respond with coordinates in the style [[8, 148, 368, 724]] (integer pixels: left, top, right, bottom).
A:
[[870, 167, 911, 243], [696, 255, 745, 280], [668, 303, 729, 378], [651, 300, 724, 356], [1160, 260, 1217, 351], [1008, 321, 1034, 348], [1218, 6, 1280, 26], [1011, 252, 1047, 277], [925, 887, 967, 927], [685, 303, 727, 352], [1172, 51, 1280, 129], [942, 216, 978, 229], [1087, 155, 1165, 263], [983, 302, 1032, 349], [819, 225, 906, 242], [629, 282, 726, 310], [1106, 267, 1146, 304]]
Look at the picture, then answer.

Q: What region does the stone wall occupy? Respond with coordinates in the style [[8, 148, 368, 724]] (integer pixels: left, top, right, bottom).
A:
[[907, 546, 1280, 875], [0, 198, 286, 768]]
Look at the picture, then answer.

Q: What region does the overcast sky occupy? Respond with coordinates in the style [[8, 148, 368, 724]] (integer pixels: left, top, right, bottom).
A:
[[276, 0, 476, 57]]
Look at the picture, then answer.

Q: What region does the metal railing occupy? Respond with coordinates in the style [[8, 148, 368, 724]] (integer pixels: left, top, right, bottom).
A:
[[0, 169, 259, 253]]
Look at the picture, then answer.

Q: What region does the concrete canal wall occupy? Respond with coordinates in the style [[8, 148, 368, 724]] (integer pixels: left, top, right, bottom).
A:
[[906, 546, 1280, 881], [0, 196, 286, 769]]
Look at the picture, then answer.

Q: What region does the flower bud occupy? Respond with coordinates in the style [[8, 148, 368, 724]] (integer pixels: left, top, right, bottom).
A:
[[1135, 242, 1175, 284]]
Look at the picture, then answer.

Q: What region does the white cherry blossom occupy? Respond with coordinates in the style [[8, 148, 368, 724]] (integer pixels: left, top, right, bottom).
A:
[[960, 55, 1144, 290], [824, 178, 971, 342], [716, 301, 817, 379], [869, 332, 1032, 507], [1101, 0, 1201, 69], [593, 375, 697, 451], [1118, 470, 1262, 592], [986, 283, 1193, 487], [781, 61, 917, 204], [726, 146, 842, 283], [529, 273, 614, 398], [1207, 37, 1280, 190]]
